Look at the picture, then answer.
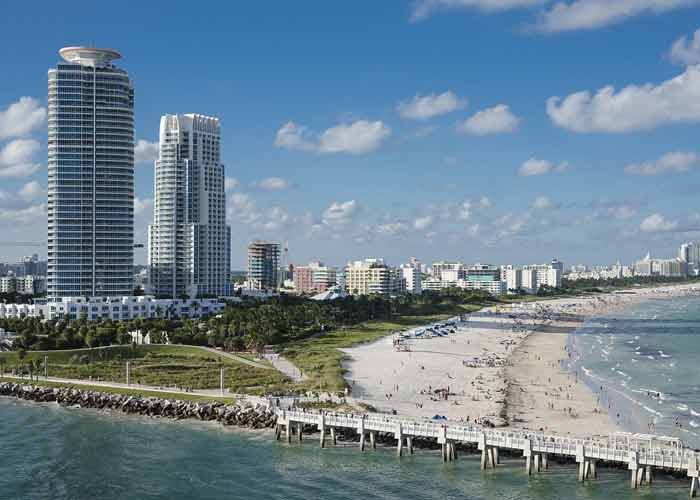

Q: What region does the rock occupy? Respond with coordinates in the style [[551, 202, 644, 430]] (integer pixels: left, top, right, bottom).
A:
[[0, 382, 277, 431]]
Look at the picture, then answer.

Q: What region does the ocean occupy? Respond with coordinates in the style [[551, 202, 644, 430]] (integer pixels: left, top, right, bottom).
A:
[[2, 294, 700, 500], [571, 293, 700, 448]]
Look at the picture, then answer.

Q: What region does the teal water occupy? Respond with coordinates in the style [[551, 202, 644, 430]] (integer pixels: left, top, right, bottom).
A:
[[0, 397, 693, 499], [572, 294, 700, 448], [3, 294, 700, 500]]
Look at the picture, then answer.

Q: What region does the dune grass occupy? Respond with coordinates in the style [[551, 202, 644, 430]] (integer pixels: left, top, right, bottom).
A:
[[0, 345, 289, 394]]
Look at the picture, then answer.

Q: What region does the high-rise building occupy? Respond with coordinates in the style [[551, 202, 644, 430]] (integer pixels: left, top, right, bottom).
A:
[[48, 47, 134, 298], [400, 262, 422, 294], [247, 241, 281, 290], [148, 114, 229, 298]]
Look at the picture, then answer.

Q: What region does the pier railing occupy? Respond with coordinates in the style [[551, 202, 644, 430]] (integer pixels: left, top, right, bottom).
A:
[[275, 409, 700, 496]]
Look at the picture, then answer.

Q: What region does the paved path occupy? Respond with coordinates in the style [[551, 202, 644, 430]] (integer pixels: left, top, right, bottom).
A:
[[191, 345, 272, 370], [0, 372, 251, 400], [263, 353, 307, 382]]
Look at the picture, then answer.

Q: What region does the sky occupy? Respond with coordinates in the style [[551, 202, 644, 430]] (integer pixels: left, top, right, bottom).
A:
[[2, 1, 700, 270]]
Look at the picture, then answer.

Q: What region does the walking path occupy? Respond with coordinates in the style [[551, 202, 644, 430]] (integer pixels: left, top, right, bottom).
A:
[[0, 372, 244, 400], [263, 353, 307, 382]]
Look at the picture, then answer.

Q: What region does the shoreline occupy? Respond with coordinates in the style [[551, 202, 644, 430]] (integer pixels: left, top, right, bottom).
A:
[[342, 283, 700, 437]]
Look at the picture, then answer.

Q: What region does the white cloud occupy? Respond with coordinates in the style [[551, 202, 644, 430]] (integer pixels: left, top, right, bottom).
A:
[[134, 139, 159, 163], [275, 120, 391, 155], [414, 215, 434, 230], [274, 121, 316, 152], [397, 91, 467, 120], [318, 121, 391, 155], [227, 193, 261, 224], [0, 97, 46, 139], [547, 65, 700, 133], [670, 28, 700, 66], [18, 181, 43, 203], [0, 139, 40, 166], [259, 206, 291, 231], [224, 177, 239, 192], [536, 0, 699, 34], [624, 151, 697, 176], [458, 201, 472, 220], [456, 104, 520, 135], [518, 157, 569, 176], [532, 195, 553, 209], [134, 197, 152, 215], [411, 0, 546, 21], [479, 195, 492, 208], [376, 221, 409, 236], [253, 177, 292, 191], [640, 212, 679, 233], [0, 204, 46, 224], [322, 200, 359, 225], [608, 205, 637, 220], [0, 138, 41, 178]]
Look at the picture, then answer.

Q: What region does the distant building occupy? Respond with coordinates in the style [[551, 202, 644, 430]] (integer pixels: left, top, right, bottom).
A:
[[0, 296, 224, 321], [431, 261, 464, 280], [400, 261, 422, 294], [458, 264, 504, 296], [345, 258, 405, 296], [293, 261, 336, 294], [247, 241, 281, 290]]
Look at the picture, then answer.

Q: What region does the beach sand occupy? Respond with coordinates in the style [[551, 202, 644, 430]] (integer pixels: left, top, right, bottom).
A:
[[342, 284, 700, 437]]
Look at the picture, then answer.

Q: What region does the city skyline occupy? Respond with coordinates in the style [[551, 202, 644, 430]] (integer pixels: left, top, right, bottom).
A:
[[3, 3, 700, 268]]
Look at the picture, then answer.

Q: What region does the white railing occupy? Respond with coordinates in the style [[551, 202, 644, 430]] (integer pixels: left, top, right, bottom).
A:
[[278, 409, 698, 473]]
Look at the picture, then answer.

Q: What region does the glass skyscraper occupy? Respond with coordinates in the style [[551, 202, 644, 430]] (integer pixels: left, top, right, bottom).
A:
[[47, 47, 134, 298]]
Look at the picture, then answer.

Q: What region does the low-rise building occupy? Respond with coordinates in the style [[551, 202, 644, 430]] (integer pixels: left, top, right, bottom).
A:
[[0, 296, 225, 321], [345, 258, 405, 296]]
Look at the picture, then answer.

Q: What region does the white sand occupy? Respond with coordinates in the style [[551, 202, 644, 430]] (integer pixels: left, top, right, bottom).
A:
[[342, 284, 700, 436]]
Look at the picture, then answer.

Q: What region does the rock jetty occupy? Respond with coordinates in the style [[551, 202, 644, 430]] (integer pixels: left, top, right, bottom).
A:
[[0, 382, 277, 429]]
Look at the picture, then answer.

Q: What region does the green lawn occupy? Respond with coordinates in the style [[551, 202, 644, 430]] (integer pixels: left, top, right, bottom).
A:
[[278, 305, 482, 394], [0, 345, 289, 394], [0, 376, 235, 403]]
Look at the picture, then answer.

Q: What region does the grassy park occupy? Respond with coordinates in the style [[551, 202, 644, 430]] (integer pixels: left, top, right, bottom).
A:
[[0, 345, 289, 395]]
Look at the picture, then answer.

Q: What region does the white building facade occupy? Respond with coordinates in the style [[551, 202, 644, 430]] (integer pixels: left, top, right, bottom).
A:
[[148, 114, 230, 298], [0, 296, 224, 321]]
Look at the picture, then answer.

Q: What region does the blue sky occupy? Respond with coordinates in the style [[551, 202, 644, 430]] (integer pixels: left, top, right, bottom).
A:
[[2, 0, 700, 269]]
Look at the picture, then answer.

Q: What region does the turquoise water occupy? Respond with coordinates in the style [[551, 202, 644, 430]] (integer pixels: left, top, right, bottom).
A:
[[572, 294, 700, 448], [3, 294, 700, 500], [0, 397, 692, 499]]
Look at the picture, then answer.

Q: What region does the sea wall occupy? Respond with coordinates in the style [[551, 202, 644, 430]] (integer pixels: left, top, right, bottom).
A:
[[0, 382, 277, 429]]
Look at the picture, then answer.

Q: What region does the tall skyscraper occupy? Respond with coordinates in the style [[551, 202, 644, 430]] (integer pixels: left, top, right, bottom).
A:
[[247, 241, 280, 290], [47, 47, 134, 298], [148, 114, 230, 298]]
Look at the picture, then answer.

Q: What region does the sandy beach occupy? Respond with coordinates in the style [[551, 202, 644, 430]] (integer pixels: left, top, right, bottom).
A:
[[342, 283, 700, 437]]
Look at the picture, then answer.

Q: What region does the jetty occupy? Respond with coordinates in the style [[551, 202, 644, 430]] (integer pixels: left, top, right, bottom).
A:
[[276, 409, 700, 497]]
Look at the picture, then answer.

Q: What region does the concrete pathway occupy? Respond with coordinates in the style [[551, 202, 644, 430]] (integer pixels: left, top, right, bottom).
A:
[[263, 353, 307, 382]]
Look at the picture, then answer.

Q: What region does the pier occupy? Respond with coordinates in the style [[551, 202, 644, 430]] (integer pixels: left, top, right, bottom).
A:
[[276, 409, 700, 497]]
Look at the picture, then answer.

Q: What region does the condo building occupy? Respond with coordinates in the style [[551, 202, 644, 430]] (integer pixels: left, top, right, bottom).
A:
[[247, 241, 281, 290], [48, 47, 134, 298], [293, 261, 337, 294], [344, 258, 405, 296], [148, 114, 230, 298]]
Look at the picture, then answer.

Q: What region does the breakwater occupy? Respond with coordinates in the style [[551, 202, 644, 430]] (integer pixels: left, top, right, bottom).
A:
[[0, 382, 276, 429]]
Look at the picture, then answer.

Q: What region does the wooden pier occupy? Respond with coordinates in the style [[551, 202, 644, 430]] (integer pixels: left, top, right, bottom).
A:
[[276, 409, 700, 497]]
